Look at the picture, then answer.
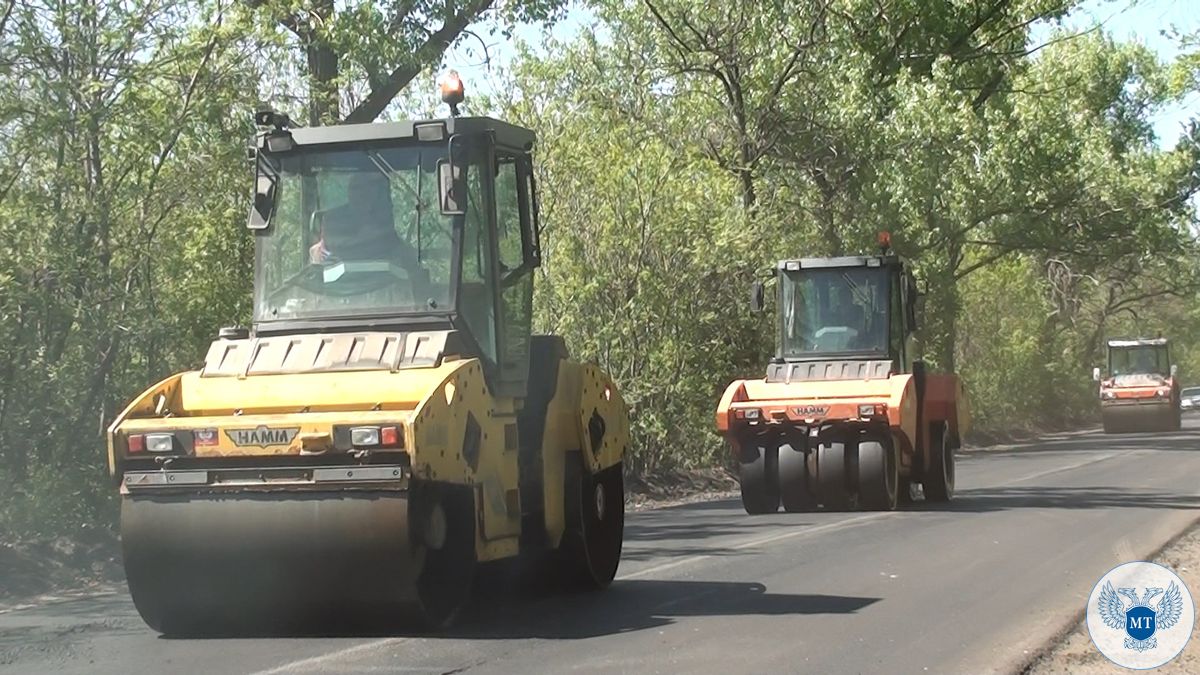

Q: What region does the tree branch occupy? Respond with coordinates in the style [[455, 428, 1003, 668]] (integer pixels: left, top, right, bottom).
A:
[[343, 0, 495, 124]]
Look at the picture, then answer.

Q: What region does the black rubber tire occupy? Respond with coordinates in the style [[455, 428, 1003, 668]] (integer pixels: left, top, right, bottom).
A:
[[924, 423, 955, 502], [778, 443, 819, 512], [856, 438, 898, 511], [739, 446, 780, 514], [564, 458, 625, 589], [816, 442, 853, 510]]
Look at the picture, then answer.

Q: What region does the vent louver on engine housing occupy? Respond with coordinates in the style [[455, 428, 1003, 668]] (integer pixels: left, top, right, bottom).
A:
[[766, 360, 894, 384]]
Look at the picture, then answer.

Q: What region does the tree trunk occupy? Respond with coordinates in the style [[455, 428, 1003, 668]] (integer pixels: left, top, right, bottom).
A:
[[305, 0, 340, 126]]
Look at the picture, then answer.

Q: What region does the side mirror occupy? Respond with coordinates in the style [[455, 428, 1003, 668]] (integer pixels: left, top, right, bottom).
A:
[[1171, 364, 1178, 378], [248, 167, 276, 230], [750, 281, 765, 313], [437, 159, 466, 216], [1092, 367, 1101, 382]]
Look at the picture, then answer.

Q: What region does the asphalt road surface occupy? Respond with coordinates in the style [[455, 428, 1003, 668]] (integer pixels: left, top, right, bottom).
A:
[[3, 421, 1200, 675]]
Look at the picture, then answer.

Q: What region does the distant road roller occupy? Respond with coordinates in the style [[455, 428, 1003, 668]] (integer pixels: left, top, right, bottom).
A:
[[716, 234, 969, 513], [107, 80, 629, 634], [1093, 337, 1181, 433]]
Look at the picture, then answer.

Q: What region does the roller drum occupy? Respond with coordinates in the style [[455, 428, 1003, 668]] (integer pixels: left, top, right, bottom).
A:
[[121, 491, 427, 635], [1100, 402, 1175, 433]]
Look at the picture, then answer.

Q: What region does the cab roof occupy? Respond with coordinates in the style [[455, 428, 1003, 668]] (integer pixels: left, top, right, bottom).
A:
[[260, 116, 536, 152], [775, 254, 903, 271], [1107, 338, 1168, 347]]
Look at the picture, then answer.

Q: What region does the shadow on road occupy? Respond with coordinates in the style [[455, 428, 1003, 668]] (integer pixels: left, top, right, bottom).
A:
[[135, 578, 877, 641], [449, 578, 878, 640], [912, 485, 1200, 513]]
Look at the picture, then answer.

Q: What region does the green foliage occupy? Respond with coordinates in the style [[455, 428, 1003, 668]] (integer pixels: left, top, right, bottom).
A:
[[0, 0, 259, 536]]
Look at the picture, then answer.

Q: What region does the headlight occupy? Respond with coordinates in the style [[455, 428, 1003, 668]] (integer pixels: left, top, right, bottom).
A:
[[350, 426, 381, 446], [145, 432, 175, 453], [744, 408, 761, 420], [1102, 391, 1116, 400]]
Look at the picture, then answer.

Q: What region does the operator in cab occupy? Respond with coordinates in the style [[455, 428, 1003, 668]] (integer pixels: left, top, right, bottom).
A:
[[309, 171, 413, 265], [1132, 349, 1157, 375], [304, 169, 432, 305]]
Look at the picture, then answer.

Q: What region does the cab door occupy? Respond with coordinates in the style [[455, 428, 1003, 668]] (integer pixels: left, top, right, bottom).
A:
[[490, 150, 539, 398]]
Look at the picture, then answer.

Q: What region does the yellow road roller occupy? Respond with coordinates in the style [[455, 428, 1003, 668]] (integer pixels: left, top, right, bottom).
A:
[[106, 81, 629, 634]]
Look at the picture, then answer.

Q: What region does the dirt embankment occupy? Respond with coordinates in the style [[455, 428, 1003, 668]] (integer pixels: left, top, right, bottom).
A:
[[0, 527, 124, 610]]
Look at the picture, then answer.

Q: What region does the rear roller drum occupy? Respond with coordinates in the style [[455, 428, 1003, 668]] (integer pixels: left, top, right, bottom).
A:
[[816, 442, 854, 510], [739, 445, 780, 514], [408, 485, 477, 630], [856, 438, 898, 511], [778, 443, 818, 512], [564, 457, 625, 588], [923, 423, 955, 502]]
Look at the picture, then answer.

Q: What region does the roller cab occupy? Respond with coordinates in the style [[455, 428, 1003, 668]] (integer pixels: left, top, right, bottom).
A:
[[716, 235, 969, 514], [1093, 338, 1181, 433], [108, 101, 629, 635]]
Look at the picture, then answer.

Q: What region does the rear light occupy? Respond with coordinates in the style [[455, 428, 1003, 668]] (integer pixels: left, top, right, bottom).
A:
[[127, 434, 145, 454], [380, 425, 401, 447]]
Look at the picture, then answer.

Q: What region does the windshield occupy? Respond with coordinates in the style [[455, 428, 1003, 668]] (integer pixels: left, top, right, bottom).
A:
[[1109, 345, 1169, 376], [255, 144, 469, 322], [780, 267, 889, 357], [1182, 387, 1200, 397]]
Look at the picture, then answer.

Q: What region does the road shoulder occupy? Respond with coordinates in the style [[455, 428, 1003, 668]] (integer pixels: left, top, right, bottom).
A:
[[1026, 517, 1200, 674]]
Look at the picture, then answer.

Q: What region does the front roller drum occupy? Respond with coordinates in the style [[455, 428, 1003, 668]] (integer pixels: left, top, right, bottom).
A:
[[121, 487, 475, 635], [1101, 404, 1175, 434]]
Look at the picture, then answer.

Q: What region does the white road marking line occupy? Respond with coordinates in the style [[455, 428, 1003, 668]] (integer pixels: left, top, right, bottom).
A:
[[618, 512, 895, 580], [996, 452, 1121, 485], [249, 638, 407, 675]]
